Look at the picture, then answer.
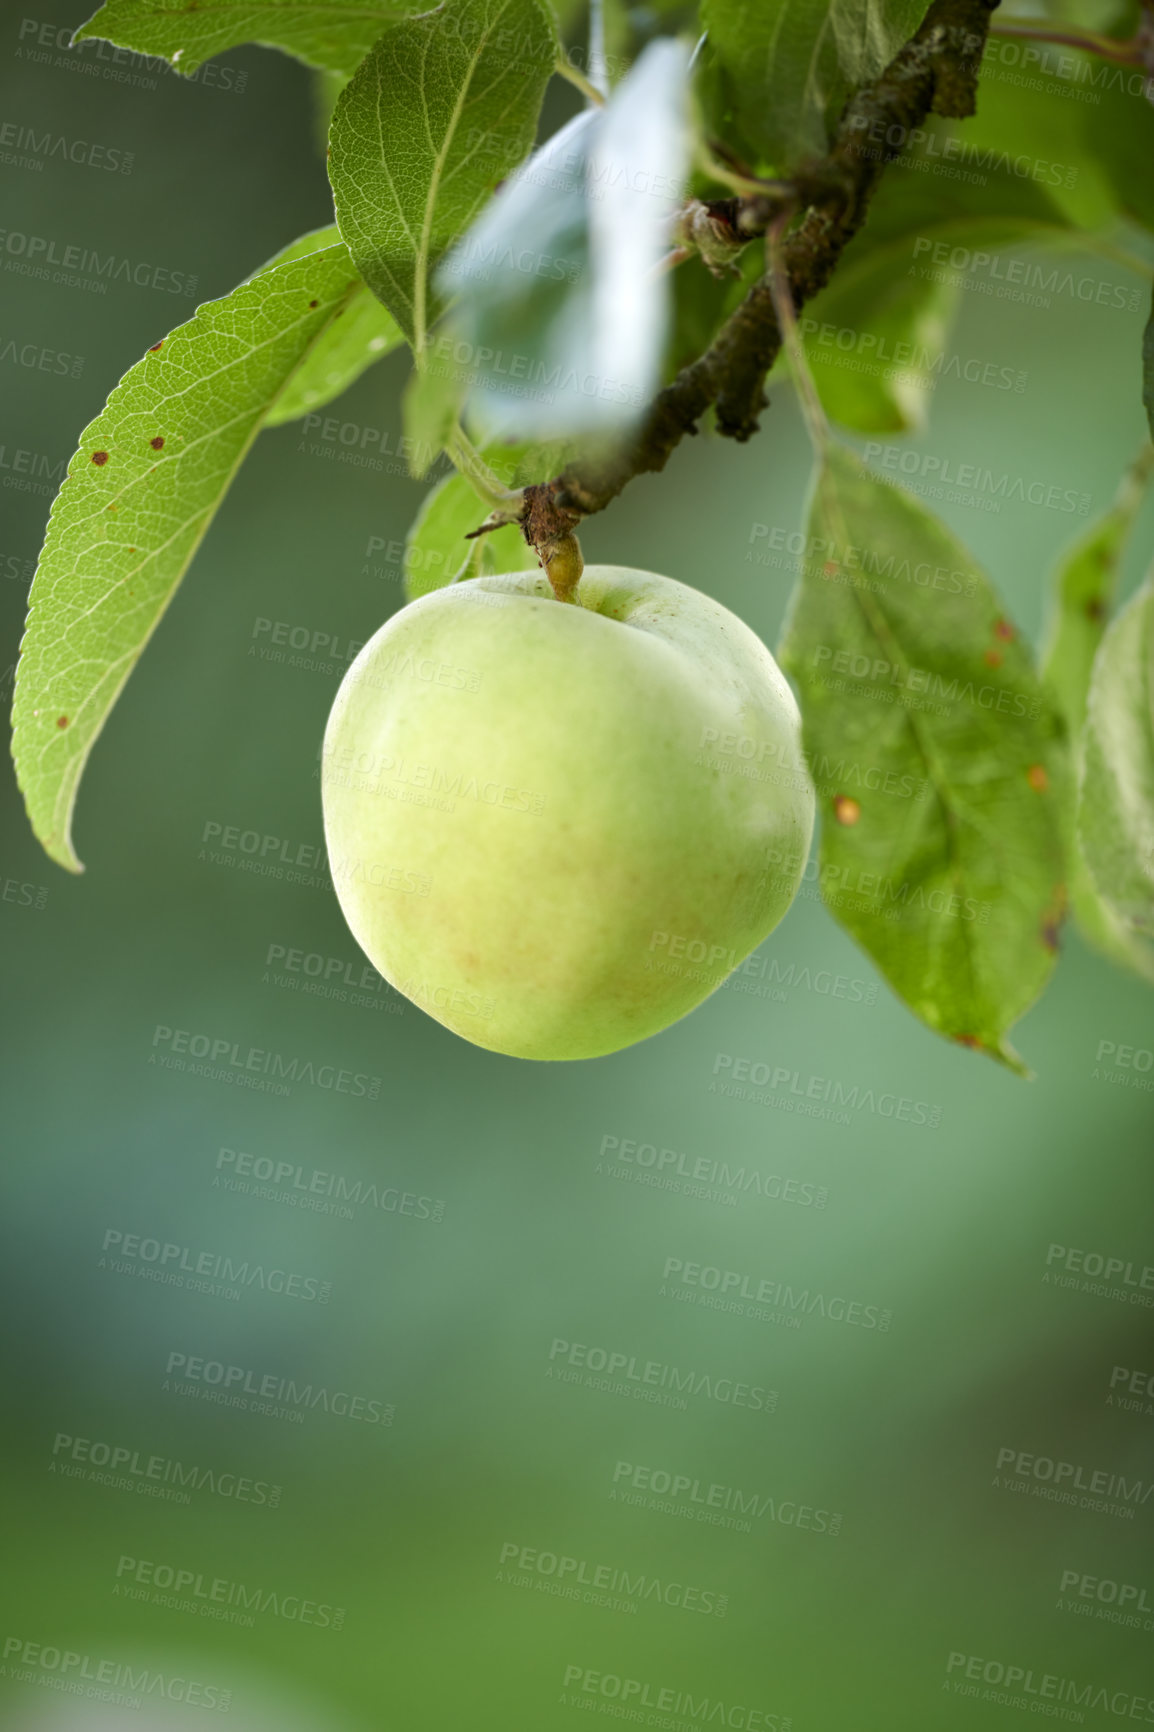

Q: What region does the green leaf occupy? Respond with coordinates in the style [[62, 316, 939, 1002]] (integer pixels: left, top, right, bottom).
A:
[[1081, 61, 1154, 235], [796, 151, 1078, 434], [328, 0, 558, 351], [803, 252, 960, 434], [11, 242, 362, 873], [265, 285, 403, 425], [247, 225, 405, 426], [73, 0, 410, 76], [404, 467, 531, 600], [1064, 848, 1154, 983], [778, 444, 1068, 1070], [700, 0, 931, 169], [1079, 573, 1154, 936], [250, 225, 348, 275], [1042, 448, 1154, 981], [954, 46, 1154, 235], [1042, 447, 1153, 736], [1145, 286, 1154, 443], [955, 61, 1119, 230], [832, 132, 1079, 247]]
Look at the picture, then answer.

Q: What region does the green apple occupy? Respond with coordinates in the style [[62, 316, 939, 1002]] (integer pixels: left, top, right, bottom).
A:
[[321, 565, 814, 1060]]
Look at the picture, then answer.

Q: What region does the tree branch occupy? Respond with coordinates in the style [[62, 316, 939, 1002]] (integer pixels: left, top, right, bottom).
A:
[[521, 0, 1001, 551]]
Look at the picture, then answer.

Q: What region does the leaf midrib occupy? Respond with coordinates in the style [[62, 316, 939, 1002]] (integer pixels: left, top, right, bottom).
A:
[[411, 0, 516, 352]]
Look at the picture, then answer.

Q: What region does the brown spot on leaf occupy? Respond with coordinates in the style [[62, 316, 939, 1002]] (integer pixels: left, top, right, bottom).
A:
[[150, 436, 165, 450], [1026, 764, 1049, 793], [91, 451, 108, 465], [822, 561, 840, 578], [984, 649, 1002, 668], [833, 794, 861, 826], [56, 716, 69, 729], [1085, 596, 1104, 622], [1040, 883, 1067, 953], [994, 617, 1014, 641], [955, 1034, 981, 1050], [308, 299, 319, 308], [148, 341, 163, 352]]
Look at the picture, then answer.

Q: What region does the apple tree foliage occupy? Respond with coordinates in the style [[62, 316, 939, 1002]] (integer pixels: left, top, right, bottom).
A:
[[10, 0, 1154, 1070]]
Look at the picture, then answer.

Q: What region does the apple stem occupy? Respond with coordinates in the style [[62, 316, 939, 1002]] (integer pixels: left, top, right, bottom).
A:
[[543, 533, 584, 603], [514, 482, 585, 597]]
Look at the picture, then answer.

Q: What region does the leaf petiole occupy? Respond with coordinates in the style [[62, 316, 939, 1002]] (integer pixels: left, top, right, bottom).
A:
[[695, 142, 789, 199], [553, 52, 606, 106], [987, 16, 1146, 64], [765, 214, 829, 456], [445, 424, 524, 512]]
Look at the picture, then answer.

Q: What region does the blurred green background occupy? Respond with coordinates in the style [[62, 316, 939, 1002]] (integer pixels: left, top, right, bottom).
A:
[[2, 14, 1153, 1731]]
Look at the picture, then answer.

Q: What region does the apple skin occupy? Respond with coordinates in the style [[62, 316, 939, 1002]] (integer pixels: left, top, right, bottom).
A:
[[321, 565, 814, 1060]]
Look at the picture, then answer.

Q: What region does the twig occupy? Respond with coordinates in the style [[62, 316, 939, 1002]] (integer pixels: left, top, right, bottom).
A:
[[516, 0, 1000, 556]]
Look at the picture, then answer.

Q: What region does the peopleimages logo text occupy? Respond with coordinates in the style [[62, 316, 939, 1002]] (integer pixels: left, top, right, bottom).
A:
[[559, 1664, 790, 1730], [0, 119, 133, 173], [101, 1229, 331, 1302], [150, 1025, 381, 1099], [1045, 1243, 1154, 1289], [114, 1555, 345, 1629], [1, 1638, 230, 1712], [711, 1053, 941, 1125], [599, 1134, 829, 1207], [611, 1460, 843, 1536], [945, 1651, 1154, 1721], [994, 1446, 1154, 1507], [0, 228, 196, 292], [165, 1351, 393, 1425], [215, 1145, 443, 1222], [497, 1541, 727, 1616], [50, 1431, 281, 1506], [547, 1338, 776, 1413], [661, 1257, 892, 1329]]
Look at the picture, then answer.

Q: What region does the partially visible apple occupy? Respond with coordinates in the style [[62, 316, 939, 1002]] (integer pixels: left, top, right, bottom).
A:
[[321, 565, 814, 1060]]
